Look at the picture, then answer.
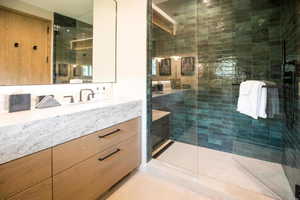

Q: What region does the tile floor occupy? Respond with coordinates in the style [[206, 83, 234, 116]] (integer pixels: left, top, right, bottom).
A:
[[100, 142, 295, 200], [101, 159, 277, 200], [156, 142, 295, 200]]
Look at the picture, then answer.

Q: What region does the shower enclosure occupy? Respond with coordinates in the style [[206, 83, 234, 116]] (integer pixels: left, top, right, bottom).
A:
[[148, 0, 299, 199]]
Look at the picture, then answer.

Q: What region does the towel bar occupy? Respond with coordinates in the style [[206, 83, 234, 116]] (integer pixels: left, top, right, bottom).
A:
[[231, 83, 281, 88]]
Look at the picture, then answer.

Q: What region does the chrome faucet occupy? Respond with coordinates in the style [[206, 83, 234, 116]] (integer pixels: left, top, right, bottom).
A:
[[79, 89, 95, 102]]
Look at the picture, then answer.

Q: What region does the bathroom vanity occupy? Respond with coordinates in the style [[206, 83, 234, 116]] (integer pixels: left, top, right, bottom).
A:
[[0, 98, 142, 200], [0, 1, 143, 199]]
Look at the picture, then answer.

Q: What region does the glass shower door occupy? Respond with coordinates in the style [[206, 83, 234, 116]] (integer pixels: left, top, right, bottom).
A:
[[151, 0, 199, 176], [231, 1, 297, 199]]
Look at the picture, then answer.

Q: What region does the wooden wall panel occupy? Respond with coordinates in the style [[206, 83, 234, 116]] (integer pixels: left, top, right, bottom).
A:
[[0, 7, 51, 85]]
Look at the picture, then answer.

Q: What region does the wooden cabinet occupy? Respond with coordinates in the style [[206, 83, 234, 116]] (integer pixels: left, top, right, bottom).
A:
[[0, 149, 52, 199], [53, 135, 140, 200], [0, 117, 141, 200], [8, 179, 52, 200], [53, 118, 140, 174]]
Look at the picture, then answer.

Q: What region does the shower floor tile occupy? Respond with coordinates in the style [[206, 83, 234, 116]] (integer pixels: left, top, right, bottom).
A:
[[100, 170, 212, 200], [155, 141, 198, 174], [101, 159, 276, 200], [155, 141, 295, 200]]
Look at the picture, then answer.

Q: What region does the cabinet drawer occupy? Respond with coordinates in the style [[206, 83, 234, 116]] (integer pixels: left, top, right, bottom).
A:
[[8, 179, 52, 200], [0, 149, 51, 199], [53, 135, 140, 200], [53, 118, 140, 174]]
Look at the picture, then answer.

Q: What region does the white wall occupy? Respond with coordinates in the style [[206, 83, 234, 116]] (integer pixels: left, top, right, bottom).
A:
[[113, 0, 148, 165], [0, 83, 113, 113], [93, 0, 117, 83]]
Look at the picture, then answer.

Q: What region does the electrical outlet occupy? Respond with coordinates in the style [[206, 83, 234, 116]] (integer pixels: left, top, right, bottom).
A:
[[296, 184, 300, 199]]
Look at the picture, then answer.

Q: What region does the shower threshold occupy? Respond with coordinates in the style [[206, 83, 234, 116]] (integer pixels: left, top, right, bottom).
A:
[[152, 139, 175, 159]]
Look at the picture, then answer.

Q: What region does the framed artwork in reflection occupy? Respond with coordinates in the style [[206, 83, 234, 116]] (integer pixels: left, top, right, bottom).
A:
[[73, 66, 82, 76], [159, 58, 172, 76], [58, 64, 68, 77], [181, 57, 195, 76]]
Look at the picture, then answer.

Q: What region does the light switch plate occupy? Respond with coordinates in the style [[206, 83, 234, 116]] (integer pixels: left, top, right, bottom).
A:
[[9, 94, 31, 113]]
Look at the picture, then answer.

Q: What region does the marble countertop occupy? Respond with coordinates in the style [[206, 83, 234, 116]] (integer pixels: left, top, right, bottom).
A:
[[0, 97, 140, 127], [0, 97, 142, 164]]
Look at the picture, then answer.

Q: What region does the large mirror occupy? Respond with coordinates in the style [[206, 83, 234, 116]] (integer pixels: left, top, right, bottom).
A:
[[0, 0, 117, 86]]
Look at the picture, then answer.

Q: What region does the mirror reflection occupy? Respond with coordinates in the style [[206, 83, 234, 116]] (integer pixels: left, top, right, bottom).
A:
[[0, 0, 116, 86], [54, 13, 93, 84]]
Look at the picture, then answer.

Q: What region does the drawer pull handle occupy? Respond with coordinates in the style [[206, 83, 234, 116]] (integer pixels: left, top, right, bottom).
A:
[[98, 149, 121, 161], [98, 129, 121, 139]]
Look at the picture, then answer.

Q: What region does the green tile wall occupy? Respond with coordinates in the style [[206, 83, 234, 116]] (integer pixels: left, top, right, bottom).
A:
[[151, 0, 284, 163]]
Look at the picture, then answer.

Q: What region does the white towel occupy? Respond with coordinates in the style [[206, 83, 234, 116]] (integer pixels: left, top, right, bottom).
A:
[[237, 81, 267, 119]]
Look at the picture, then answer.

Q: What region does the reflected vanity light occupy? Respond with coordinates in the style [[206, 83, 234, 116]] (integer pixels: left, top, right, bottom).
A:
[[154, 56, 181, 62], [171, 56, 181, 61], [154, 57, 164, 63]]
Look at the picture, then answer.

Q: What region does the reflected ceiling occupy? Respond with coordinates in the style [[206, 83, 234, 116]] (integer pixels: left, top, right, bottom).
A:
[[20, 0, 93, 24], [154, 0, 196, 18]]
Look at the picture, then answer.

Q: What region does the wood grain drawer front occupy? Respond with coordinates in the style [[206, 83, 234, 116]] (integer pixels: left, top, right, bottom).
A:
[[53, 118, 140, 175], [8, 179, 52, 200], [0, 149, 52, 199], [53, 135, 140, 200]]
